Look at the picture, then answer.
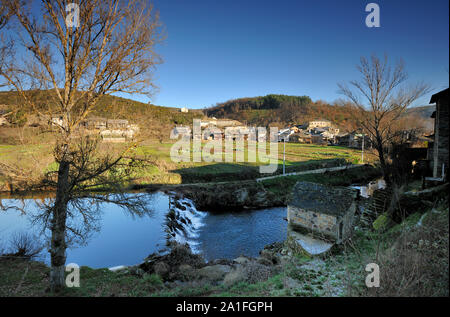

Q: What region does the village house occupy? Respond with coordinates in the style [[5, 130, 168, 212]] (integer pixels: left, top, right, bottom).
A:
[[289, 131, 312, 144], [78, 117, 130, 130], [171, 126, 191, 138], [200, 118, 242, 129], [307, 119, 331, 129], [0, 109, 9, 126], [278, 129, 292, 142], [310, 134, 327, 145], [202, 125, 222, 140], [51, 114, 67, 129], [50, 115, 138, 142], [277, 120, 339, 145], [336, 132, 371, 149], [180, 107, 189, 113], [100, 123, 139, 142], [426, 88, 449, 181], [287, 182, 358, 243]]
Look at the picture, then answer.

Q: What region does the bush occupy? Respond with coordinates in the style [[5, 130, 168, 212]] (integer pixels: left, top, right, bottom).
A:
[[2, 232, 44, 260], [372, 213, 395, 232], [367, 208, 449, 296]]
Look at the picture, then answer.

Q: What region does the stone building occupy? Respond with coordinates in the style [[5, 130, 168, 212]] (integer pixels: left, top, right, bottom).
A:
[[200, 118, 242, 128], [287, 182, 358, 243], [0, 110, 9, 126], [289, 131, 312, 144], [427, 88, 449, 180], [307, 119, 331, 129]]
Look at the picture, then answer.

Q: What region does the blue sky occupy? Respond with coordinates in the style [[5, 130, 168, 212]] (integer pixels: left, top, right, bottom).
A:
[[134, 0, 448, 109]]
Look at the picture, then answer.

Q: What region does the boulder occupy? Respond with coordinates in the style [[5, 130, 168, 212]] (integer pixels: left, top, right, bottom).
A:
[[233, 256, 251, 265], [223, 265, 248, 287], [256, 257, 274, 266], [259, 249, 279, 265], [173, 264, 195, 281], [196, 264, 232, 281], [153, 261, 170, 279]]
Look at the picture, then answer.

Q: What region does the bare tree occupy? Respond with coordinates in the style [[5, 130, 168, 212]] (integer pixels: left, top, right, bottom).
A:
[[0, 0, 164, 291], [0, 0, 14, 29], [0, 0, 14, 83], [338, 55, 430, 183]]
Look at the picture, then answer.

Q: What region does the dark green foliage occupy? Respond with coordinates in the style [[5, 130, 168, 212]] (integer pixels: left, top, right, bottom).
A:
[[204, 94, 358, 130]]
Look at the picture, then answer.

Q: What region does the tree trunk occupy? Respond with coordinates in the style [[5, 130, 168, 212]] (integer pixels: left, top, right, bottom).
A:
[[374, 133, 391, 185], [50, 159, 70, 293]]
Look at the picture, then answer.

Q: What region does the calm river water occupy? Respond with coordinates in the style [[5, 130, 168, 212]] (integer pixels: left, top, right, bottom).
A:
[[0, 192, 287, 268], [0, 178, 382, 268]]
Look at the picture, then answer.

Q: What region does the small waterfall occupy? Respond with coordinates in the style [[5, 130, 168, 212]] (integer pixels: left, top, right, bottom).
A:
[[350, 178, 386, 198], [165, 194, 207, 254]]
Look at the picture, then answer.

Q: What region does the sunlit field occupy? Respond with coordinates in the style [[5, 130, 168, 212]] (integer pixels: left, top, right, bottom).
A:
[[0, 139, 377, 187]]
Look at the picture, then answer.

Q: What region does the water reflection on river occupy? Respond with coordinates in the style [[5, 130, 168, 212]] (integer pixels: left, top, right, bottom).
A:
[[0, 192, 287, 268], [0, 192, 169, 268], [0, 177, 383, 268]]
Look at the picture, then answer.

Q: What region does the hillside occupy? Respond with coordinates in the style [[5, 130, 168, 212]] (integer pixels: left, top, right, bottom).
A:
[[0, 90, 205, 140], [205, 94, 360, 131], [0, 91, 436, 140], [405, 105, 435, 119], [404, 105, 435, 132], [205, 94, 436, 132]]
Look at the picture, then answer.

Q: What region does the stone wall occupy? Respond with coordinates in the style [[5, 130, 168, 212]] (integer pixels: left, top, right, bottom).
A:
[[339, 203, 356, 243], [287, 203, 356, 243], [434, 97, 449, 177], [287, 206, 337, 241]]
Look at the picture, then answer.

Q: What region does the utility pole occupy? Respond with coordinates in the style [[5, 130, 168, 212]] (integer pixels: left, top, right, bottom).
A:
[[283, 137, 286, 175]]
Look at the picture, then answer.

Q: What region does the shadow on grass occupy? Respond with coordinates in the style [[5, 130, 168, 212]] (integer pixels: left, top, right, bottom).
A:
[[172, 158, 348, 184]]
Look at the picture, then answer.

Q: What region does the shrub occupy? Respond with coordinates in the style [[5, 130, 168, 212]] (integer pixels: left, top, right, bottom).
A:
[[366, 208, 449, 296], [2, 232, 44, 260]]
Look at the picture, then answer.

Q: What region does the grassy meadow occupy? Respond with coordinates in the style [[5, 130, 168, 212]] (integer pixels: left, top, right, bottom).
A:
[[0, 137, 378, 190]]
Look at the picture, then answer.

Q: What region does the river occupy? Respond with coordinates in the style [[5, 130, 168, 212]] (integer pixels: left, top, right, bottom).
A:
[[0, 178, 383, 268], [0, 192, 287, 268]]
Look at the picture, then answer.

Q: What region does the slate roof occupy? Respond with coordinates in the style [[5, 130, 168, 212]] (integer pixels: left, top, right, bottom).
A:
[[289, 181, 357, 217], [430, 88, 449, 104]]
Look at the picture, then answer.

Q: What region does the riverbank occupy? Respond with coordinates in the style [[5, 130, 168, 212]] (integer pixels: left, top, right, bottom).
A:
[[1, 200, 447, 297], [0, 164, 381, 213], [161, 164, 381, 211]]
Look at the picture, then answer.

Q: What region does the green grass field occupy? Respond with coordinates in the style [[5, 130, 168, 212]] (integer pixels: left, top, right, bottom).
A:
[[0, 140, 378, 189]]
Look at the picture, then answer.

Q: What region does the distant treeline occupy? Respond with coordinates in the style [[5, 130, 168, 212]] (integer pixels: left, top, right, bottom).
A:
[[204, 94, 360, 131]]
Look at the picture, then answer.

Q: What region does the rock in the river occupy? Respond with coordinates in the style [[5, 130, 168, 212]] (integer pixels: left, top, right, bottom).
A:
[[233, 256, 251, 265], [259, 249, 279, 265], [139, 243, 206, 281]]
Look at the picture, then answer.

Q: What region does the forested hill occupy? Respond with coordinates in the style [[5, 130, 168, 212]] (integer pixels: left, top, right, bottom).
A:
[[405, 105, 435, 119], [0, 90, 205, 140], [205, 94, 360, 131]]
